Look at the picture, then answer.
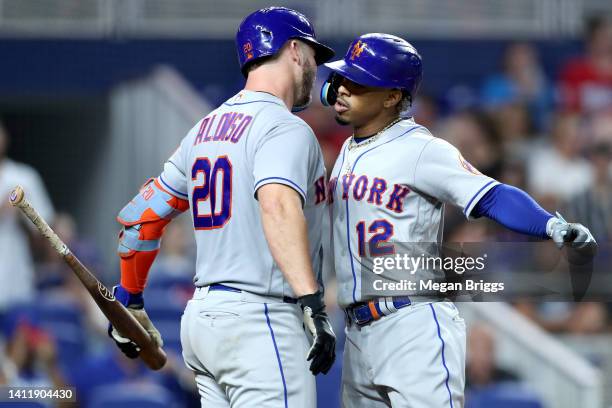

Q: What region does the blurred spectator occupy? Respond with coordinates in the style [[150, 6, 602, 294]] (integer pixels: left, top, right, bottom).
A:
[[444, 84, 480, 112], [37, 212, 105, 290], [35, 213, 109, 338], [466, 324, 519, 388], [2, 315, 68, 391], [564, 140, 612, 241], [482, 42, 554, 131], [490, 102, 538, 161], [70, 347, 152, 407], [70, 346, 198, 407], [499, 159, 528, 189], [516, 302, 608, 334], [413, 93, 440, 131], [446, 221, 491, 244], [0, 122, 54, 315], [149, 218, 195, 280], [438, 111, 503, 179], [438, 111, 503, 236], [527, 113, 593, 204], [559, 16, 612, 113]]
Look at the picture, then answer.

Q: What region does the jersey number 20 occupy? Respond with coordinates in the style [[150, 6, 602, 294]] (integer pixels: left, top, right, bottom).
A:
[[191, 156, 232, 229]]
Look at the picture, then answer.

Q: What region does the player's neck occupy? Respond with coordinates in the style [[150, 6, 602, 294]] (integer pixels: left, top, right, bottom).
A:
[[243, 70, 295, 110], [354, 114, 401, 138]]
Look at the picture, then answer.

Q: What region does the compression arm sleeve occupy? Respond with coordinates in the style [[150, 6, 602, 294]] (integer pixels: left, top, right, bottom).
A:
[[471, 184, 554, 239]]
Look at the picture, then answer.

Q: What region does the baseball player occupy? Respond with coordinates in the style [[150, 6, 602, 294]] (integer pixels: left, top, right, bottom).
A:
[[320, 33, 597, 407], [107, 7, 337, 407]]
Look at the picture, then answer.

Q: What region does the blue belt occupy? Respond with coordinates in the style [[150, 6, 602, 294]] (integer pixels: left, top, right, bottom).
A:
[[345, 296, 412, 326], [208, 284, 298, 304]]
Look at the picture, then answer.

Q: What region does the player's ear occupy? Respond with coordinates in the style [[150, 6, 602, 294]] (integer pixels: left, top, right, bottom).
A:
[[383, 89, 403, 109], [287, 40, 302, 64]]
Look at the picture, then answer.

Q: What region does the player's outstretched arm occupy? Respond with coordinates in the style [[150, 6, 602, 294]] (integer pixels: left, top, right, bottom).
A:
[[258, 183, 336, 375], [415, 138, 596, 250], [108, 177, 189, 358], [472, 183, 597, 251]]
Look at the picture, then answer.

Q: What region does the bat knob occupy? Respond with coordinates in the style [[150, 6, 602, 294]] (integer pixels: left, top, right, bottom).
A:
[[9, 186, 24, 207]]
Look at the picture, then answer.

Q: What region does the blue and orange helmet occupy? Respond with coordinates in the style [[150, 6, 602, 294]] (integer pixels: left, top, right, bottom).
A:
[[321, 33, 423, 106], [236, 7, 335, 76]]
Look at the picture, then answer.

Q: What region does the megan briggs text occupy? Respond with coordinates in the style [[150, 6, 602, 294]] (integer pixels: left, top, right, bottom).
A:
[[373, 279, 505, 293]]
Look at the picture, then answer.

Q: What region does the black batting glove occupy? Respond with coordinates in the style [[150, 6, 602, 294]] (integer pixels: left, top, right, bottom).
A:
[[298, 290, 336, 375], [107, 285, 143, 359], [108, 326, 141, 359]]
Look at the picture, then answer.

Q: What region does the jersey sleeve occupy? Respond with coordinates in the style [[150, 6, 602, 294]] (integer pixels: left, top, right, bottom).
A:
[[253, 121, 316, 202], [158, 141, 189, 200], [412, 138, 499, 218]]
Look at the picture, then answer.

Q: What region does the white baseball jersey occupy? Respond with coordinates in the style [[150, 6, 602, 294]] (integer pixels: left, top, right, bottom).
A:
[[159, 90, 327, 298], [329, 118, 499, 307]]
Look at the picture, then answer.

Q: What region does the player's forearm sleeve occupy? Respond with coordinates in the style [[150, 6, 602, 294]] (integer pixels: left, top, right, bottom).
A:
[[117, 178, 189, 293], [472, 184, 554, 239]]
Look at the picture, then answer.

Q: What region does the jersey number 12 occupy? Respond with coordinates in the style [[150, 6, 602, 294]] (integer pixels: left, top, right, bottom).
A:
[[191, 156, 232, 230], [356, 219, 395, 257]]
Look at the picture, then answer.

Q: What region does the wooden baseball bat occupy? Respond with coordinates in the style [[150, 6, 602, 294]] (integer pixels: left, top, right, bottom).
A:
[[9, 186, 167, 370]]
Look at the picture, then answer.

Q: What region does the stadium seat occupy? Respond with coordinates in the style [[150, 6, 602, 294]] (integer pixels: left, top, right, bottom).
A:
[[154, 319, 182, 353], [33, 297, 87, 370], [147, 272, 193, 291], [467, 382, 544, 408], [1, 299, 86, 374], [41, 321, 85, 362], [145, 289, 187, 321], [88, 382, 175, 408], [143, 289, 185, 354], [35, 298, 82, 325]]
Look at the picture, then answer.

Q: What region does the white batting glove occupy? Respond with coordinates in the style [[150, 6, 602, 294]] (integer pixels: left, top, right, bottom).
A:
[[547, 212, 597, 250]]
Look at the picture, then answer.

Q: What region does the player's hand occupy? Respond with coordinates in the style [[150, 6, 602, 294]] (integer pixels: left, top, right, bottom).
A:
[[298, 290, 336, 375], [107, 285, 163, 359], [548, 212, 597, 255], [548, 212, 597, 249]]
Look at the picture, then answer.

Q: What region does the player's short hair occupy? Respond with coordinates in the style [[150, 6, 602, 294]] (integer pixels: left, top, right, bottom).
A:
[[244, 54, 279, 75], [396, 91, 412, 114]]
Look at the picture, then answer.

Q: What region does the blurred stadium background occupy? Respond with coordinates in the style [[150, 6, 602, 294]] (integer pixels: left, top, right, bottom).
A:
[[0, 0, 611, 407]]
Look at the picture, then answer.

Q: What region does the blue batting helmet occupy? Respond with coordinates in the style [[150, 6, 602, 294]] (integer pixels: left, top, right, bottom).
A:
[[236, 7, 335, 76], [320, 33, 422, 106]]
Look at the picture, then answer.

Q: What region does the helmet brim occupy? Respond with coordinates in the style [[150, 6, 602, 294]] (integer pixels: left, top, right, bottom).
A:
[[300, 38, 335, 65], [324, 59, 387, 89]]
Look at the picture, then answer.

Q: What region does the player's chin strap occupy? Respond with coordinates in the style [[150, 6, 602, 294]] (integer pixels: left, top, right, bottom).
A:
[[320, 72, 342, 107]]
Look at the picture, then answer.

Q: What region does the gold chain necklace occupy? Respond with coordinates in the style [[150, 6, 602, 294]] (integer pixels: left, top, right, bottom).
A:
[[347, 117, 403, 151], [344, 118, 402, 173]]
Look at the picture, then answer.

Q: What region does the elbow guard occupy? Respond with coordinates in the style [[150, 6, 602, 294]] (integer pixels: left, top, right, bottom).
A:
[[117, 178, 189, 258]]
